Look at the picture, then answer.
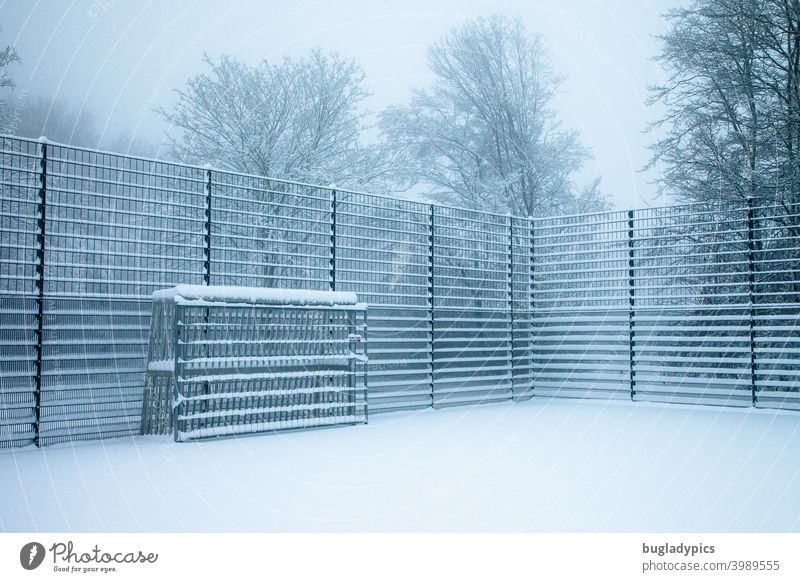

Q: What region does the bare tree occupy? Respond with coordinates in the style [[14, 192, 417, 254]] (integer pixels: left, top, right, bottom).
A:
[[0, 43, 18, 90], [161, 50, 393, 191], [646, 0, 800, 207], [0, 31, 20, 131], [647, 0, 800, 303], [757, 0, 800, 203], [647, 0, 764, 205], [162, 50, 401, 288], [380, 15, 608, 218]]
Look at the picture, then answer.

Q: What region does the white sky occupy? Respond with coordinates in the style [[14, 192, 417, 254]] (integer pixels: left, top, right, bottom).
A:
[[0, 0, 683, 209]]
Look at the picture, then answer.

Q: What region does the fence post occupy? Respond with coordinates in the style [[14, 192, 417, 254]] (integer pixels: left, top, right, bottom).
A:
[[34, 138, 48, 447], [747, 197, 757, 406], [202, 168, 212, 413], [508, 216, 515, 400], [429, 204, 435, 409], [628, 209, 636, 401], [203, 167, 212, 286], [330, 189, 337, 292]]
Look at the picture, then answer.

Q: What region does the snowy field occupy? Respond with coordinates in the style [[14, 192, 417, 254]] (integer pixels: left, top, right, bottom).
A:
[[1, 398, 799, 532]]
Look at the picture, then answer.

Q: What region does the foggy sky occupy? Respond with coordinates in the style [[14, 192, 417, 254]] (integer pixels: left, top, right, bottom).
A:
[[0, 0, 682, 209]]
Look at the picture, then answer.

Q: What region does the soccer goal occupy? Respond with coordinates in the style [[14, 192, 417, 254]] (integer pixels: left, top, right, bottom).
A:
[[140, 285, 368, 441]]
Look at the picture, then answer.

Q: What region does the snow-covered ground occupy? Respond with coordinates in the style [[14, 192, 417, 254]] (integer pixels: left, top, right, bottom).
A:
[[1, 398, 799, 532]]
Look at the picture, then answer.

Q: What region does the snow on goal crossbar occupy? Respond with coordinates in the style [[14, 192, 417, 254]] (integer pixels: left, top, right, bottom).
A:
[[140, 285, 368, 442]]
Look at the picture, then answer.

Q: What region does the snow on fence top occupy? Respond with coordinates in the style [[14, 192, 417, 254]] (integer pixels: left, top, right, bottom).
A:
[[152, 285, 361, 307]]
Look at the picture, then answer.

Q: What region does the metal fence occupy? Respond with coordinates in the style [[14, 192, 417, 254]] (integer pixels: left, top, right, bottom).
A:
[[1, 135, 799, 447]]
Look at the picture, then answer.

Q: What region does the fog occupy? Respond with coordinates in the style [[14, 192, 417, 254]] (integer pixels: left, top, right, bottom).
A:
[[0, 0, 681, 209]]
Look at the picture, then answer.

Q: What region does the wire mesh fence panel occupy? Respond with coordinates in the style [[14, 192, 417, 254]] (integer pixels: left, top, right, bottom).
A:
[[0, 296, 38, 447], [752, 202, 800, 410], [39, 297, 154, 444], [753, 304, 800, 410], [532, 211, 630, 399], [532, 308, 631, 400], [533, 210, 631, 310], [0, 137, 40, 447], [432, 208, 512, 407], [335, 192, 432, 413], [39, 143, 207, 445], [631, 306, 753, 406], [752, 201, 800, 305], [631, 204, 752, 406], [210, 172, 331, 290], [632, 204, 751, 308]]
